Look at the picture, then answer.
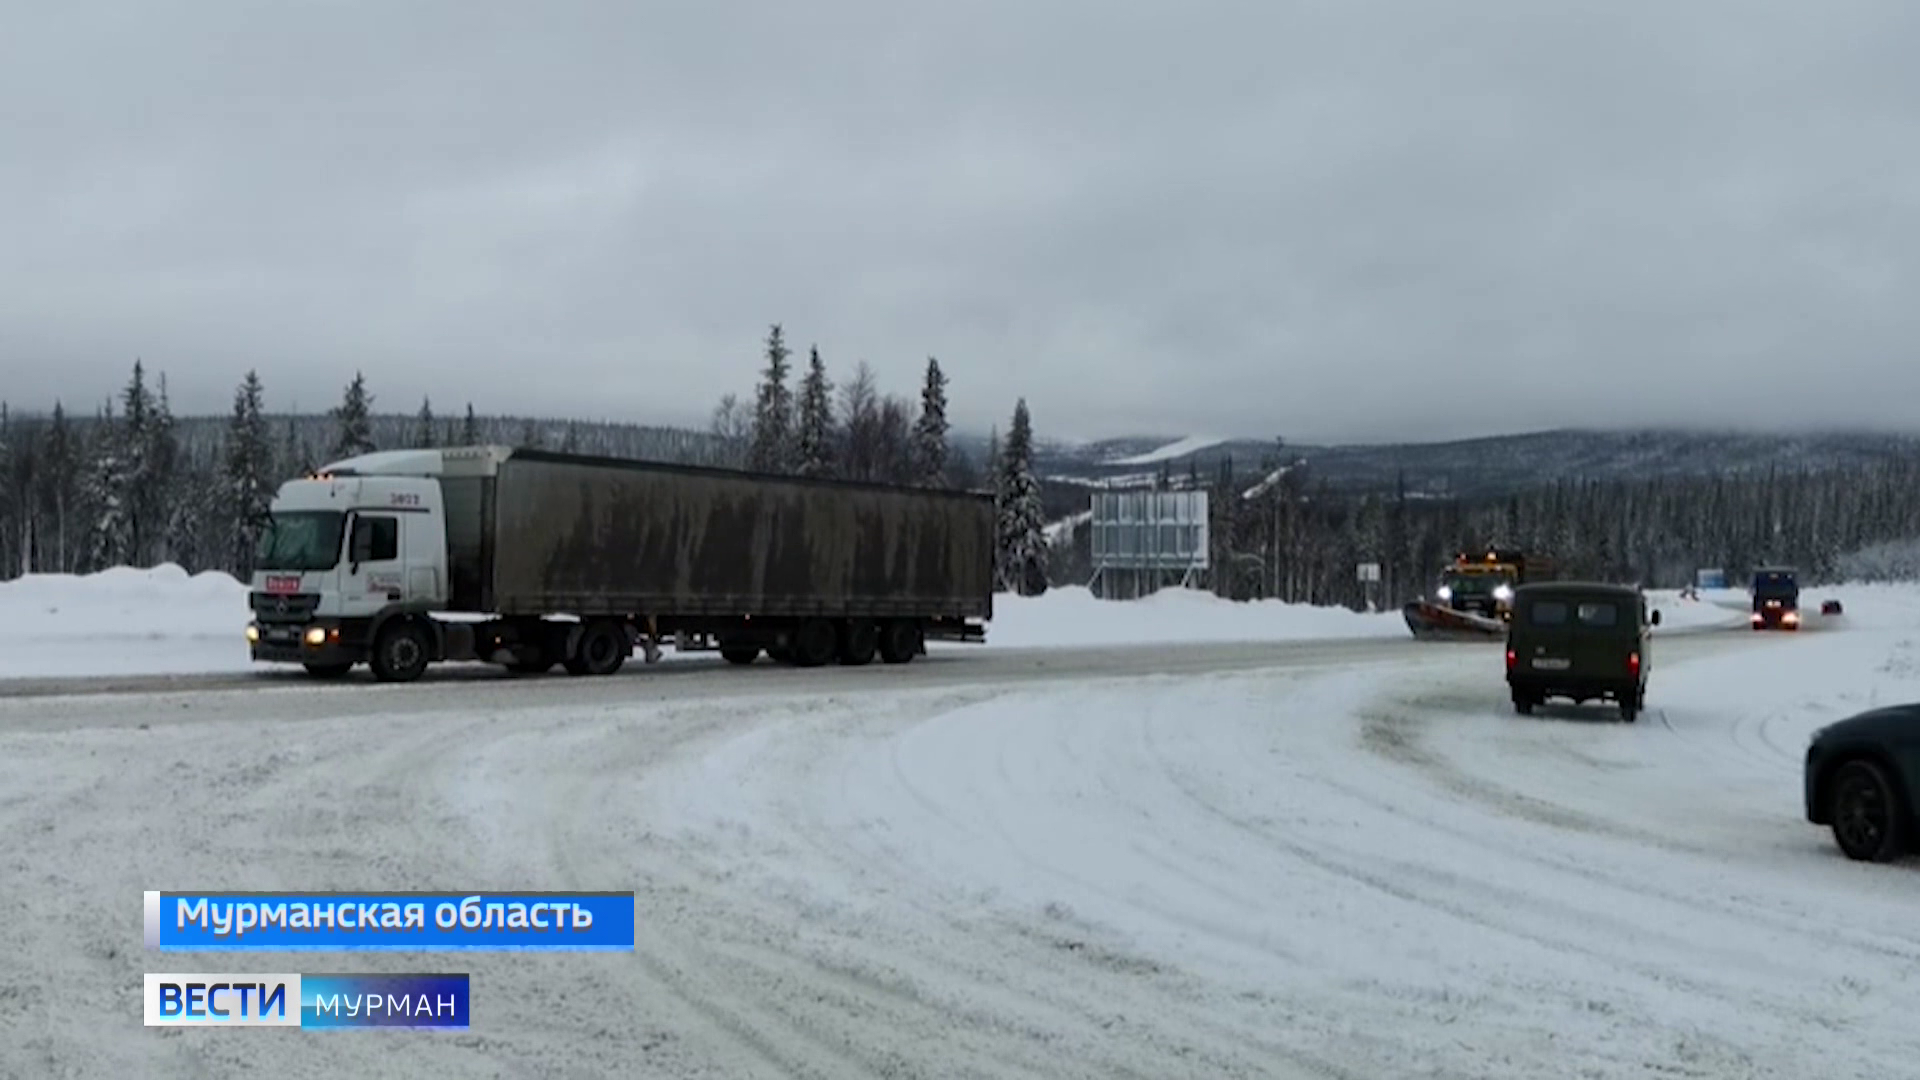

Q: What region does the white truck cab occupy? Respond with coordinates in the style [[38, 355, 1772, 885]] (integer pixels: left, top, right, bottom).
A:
[[246, 450, 469, 677]]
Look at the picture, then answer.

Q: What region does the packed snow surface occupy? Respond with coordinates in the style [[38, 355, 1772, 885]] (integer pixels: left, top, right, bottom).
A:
[[1107, 435, 1228, 465], [6, 584, 1920, 1076], [0, 568, 1442, 678]]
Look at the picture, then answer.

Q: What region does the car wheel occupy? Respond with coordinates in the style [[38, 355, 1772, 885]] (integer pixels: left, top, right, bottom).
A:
[[1830, 759, 1910, 862]]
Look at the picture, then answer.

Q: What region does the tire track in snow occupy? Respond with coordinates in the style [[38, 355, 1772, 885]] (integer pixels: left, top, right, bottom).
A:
[[1341, 684, 1920, 1061]]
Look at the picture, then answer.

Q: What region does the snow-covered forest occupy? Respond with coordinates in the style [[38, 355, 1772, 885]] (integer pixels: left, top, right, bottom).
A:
[[1043, 448, 1920, 604], [0, 329, 1057, 593], [6, 334, 1920, 602]]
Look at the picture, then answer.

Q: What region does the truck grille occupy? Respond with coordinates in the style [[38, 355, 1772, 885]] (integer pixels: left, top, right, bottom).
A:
[[250, 592, 319, 621]]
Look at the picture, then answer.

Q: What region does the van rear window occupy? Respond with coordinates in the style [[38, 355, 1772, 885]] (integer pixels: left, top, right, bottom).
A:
[[1578, 602, 1618, 627], [1527, 599, 1622, 627]]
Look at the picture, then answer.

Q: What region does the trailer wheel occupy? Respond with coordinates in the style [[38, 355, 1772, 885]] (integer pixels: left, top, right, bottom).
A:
[[565, 619, 629, 676], [370, 621, 431, 683], [878, 620, 919, 664], [838, 621, 878, 666], [720, 645, 760, 665], [791, 618, 837, 667], [507, 642, 554, 674]]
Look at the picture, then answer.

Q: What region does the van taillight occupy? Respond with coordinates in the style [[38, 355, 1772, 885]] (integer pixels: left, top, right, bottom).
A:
[[1506, 649, 1516, 671], [1628, 651, 1640, 676]]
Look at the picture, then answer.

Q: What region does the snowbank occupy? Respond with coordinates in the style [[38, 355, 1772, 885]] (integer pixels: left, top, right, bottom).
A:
[[8, 565, 1920, 681], [983, 586, 1402, 648], [0, 565, 254, 677]]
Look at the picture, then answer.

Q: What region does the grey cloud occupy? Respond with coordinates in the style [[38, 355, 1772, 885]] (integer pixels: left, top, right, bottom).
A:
[[4, 0, 1919, 443]]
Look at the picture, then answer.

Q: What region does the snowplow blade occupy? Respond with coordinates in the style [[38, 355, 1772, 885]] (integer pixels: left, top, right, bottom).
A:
[[1403, 601, 1508, 641]]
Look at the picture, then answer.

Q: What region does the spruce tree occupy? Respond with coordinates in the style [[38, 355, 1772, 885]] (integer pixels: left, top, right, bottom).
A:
[[748, 324, 794, 472], [995, 400, 1047, 595], [795, 346, 835, 477], [330, 371, 376, 459], [461, 403, 480, 444], [282, 417, 312, 477], [118, 361, 157, 562], [150, 373, 182, 564], [224, 370, 275, 574], [413, 397, 437, 448], [910, 357, 949, 487], [83, 401, 131, 570], [42, 402, 72, 572], [0, 405, 11, 573]]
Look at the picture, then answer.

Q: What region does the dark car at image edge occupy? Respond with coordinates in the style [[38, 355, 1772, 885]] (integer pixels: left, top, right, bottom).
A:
[[1804, 704, 1920, 862]]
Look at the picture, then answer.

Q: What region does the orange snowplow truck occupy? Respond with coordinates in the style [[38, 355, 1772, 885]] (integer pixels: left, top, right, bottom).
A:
[[1434, 549, 1558, 622]]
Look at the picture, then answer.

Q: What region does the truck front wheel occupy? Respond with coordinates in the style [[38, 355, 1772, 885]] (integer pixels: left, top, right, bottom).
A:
[[370, 622, 432, 683]]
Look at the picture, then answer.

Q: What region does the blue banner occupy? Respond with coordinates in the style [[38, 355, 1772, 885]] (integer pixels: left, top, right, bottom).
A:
[[144, 972, 469, 1028], [301, 973, 470, 1029], [145, 891, 635, 951]]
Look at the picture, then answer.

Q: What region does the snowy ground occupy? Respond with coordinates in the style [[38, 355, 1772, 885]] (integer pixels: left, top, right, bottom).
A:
[[0, 566, 1768, 682], [0, 568, 1421, 681], [2, 580, 1917, 1076]]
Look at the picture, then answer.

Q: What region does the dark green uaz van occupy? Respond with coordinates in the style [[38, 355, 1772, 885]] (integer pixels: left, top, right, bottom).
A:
[[1505, 582, 1661, 722]]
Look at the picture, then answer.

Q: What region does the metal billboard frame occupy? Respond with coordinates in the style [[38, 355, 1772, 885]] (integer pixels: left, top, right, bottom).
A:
[[1087, 488, 1210, 599]]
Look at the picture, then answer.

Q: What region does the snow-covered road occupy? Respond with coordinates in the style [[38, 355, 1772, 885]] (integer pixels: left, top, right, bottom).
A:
[[3, 618, 1916, 1078]]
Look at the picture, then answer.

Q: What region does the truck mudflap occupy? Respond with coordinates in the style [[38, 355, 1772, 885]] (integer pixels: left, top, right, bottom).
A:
[[1403, 601, 1507, 641]]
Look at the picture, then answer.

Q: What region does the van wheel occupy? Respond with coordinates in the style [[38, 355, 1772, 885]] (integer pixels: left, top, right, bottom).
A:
[[839, 621, 878, 666], [370, 622, 431, 683], [1512, 693, 1535, 716], [565, 620, 629, 676], [878, 620, 920, 664], [1830, 759, 1909, 862], [1619, 702, 1638, 723]]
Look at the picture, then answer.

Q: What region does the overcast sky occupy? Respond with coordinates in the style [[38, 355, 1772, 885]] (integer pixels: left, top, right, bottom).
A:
[[4, 0, 1919, 445]]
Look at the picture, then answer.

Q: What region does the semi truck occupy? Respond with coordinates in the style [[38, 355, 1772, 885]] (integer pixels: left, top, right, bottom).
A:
[[1750, 566, 1801, 630], [245, 446, 995, 682]]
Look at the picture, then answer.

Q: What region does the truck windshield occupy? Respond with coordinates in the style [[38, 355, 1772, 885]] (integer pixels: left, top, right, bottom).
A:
[[254, 511, 346, 571], [1442, 572, 1507, 594]]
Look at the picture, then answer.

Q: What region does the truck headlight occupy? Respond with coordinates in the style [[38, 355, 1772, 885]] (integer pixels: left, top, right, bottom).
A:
[[305, 627, 327, 646], [245, 624, 260, 643], [1436, 586, 1453, 600], [1493, 585, 1514, 601]]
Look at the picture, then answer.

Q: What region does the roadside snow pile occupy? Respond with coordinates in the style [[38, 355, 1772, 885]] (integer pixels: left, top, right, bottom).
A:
[[0, 564, 252, 677], [984, 586, 1402, 648], [1644, 589, 1748, 632]]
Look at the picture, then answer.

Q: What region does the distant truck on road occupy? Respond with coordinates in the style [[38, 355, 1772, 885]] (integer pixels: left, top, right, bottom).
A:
[[246, 446, 995, 682], [1750, 566, 1800, 630]]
